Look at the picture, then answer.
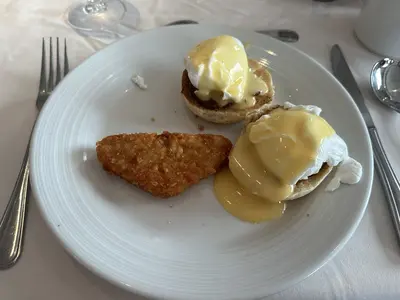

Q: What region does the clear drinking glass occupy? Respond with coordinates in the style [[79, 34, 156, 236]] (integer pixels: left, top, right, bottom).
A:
[[66, 0, 140, 42]]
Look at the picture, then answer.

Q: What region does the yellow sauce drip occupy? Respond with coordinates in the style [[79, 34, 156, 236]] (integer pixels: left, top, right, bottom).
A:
[[214, 108, 336, 222], [214, 168, 286, 223], [229, 132, 293, 202], [187, 35, 269, 108]]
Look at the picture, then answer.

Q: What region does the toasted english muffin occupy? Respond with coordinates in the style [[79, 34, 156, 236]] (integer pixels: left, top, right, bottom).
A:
[[181, 59, 274, 124], [244, 104, 333, 201]]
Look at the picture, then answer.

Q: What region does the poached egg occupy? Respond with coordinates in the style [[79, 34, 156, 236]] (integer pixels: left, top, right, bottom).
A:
[[184, 35, 269, 108]]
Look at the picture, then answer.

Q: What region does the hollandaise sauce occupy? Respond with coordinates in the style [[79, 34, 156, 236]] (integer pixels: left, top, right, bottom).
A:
[[214, 108, 335, 223], [214, 168, 286, 223], [186, 35, 270, 108]]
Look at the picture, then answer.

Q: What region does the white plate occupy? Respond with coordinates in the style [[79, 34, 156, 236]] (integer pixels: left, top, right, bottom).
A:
[[30, 25, 373, 300]]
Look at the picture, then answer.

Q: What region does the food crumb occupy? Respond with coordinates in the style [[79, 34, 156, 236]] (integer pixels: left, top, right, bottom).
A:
[[169, 204, 173, 208], [174, 110, 177, 113], [167, 220, 172, 224], [306, 213, 310, 217], [197, 124, 205, 131], [151, 117, 155, 122], [131, 74, 148, 90]]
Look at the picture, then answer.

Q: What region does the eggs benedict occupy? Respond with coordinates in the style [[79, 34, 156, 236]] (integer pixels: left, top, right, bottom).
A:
[[214, 102, 363, 223], [181, 35, 274, 124]]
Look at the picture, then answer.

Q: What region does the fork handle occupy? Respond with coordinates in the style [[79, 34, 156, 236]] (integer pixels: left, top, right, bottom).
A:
[[369, 128, 400, 243], [0, 140, 30, 269]]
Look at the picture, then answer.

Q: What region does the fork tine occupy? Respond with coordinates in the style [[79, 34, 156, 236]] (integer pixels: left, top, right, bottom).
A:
[[64, 39, 69, 76], [55, 37, 61, 85], [39, 38, 46, 92], [47, 37, 54, 92]]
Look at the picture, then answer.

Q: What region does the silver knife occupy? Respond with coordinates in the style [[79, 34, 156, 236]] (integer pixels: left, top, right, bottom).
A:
[[331, 44, 400, 244], [165, 21, 299, 43]]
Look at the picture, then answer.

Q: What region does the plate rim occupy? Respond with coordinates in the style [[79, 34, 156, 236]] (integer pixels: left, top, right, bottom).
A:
[[30, 24, 374, 300]]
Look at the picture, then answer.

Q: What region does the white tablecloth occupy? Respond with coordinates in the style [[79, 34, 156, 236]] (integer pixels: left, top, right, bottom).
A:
[[1, 0, 400, 299]]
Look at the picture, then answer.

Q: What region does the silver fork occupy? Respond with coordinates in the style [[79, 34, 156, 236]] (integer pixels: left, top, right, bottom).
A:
[[0, 38, 69, 269]]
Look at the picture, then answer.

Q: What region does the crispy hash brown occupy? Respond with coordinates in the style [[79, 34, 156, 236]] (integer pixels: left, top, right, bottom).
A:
[[96, 132, 232, 198]]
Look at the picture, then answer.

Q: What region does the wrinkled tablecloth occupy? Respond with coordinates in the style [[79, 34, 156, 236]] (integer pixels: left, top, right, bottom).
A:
[[1, 0, 400, 299]]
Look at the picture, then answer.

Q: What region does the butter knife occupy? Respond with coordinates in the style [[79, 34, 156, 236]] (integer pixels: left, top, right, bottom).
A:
[[331, 44, 400, 243], [165, 20, 299, 43]]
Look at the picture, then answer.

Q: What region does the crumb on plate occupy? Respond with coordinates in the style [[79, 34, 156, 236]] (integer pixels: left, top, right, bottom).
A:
[[131, 74, 148, 90]]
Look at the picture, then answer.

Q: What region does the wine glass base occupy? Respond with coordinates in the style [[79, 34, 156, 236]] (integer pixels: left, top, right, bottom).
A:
[[66, 0, 140, 41]]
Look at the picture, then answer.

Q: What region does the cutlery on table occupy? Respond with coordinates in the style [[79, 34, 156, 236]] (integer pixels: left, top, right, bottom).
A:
[[0, 38, 70, 269], [165, 20, 299, 43], [255, 29, 299, 43], [331, 44, 400, 244]]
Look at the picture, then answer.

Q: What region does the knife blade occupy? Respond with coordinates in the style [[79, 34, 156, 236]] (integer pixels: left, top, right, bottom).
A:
[[330, 44, 374, 128], [330, 44, 400, 247]]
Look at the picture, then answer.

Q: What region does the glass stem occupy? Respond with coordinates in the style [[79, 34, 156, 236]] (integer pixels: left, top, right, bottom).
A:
[[84, 0, 108, 14]]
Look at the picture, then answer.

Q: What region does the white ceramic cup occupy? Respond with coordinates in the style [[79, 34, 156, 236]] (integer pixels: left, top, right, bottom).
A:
[[355, 0, 400, 58]]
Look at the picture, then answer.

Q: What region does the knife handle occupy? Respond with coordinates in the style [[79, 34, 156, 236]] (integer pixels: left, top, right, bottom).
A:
[[369, 128, 400, 241]]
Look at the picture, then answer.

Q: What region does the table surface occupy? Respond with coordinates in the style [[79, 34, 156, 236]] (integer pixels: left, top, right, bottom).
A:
[[1, 0, 400, 299]]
